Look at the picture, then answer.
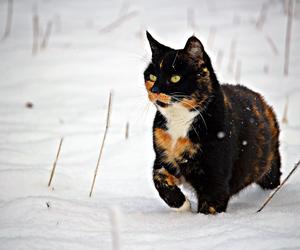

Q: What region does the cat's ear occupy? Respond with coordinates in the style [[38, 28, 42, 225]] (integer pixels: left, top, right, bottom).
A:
[[184, 36, 204, 59], [146, 31, 171, 61]]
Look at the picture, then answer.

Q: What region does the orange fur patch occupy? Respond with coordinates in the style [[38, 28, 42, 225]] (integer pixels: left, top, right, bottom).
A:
[[145, 80, 154, 90], [223, 92, 232, 109], [154, 128, 199, 164], [181, 98, 198, 110], [145, 81, 171, 104], [153, 168, 180, 186], [208, 207, 217, 214]]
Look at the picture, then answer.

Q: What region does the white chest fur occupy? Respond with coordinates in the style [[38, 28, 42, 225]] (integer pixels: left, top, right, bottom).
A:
[[158, 103, 198, 146]]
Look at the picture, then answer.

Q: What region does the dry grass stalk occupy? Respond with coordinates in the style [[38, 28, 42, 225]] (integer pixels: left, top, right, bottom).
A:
[[89, 92, 113, 197], [32, 7, 39, 55], [282, 95, 289, 124], [227, 38, 237, 74], [2, 0, 13, 40], [125, 122, 129, 139], [207, 26, 216, 50], [54, 14, 61, 33], [257, 159, 300, 212], [263, 64, 269, 74], [48, 137, 64, 187], [40, 21, 53, 50], [99, 11, 138, 33], [235, 60, 242, 83], [265, 35, 279, 55], [256, 2, 268, 30], [284, 0, 294, 76], [187, 8, 196, 31], [109, 207, 121, 250], [215, 49, 224, 72]]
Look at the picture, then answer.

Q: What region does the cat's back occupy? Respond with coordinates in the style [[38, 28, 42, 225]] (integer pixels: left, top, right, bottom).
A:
[[221, 84, 278, 131]]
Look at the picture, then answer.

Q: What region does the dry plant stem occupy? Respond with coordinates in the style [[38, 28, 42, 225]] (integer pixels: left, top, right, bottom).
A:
[[207, 27, 216, 50], [41, 21, 53, 50], [215, 49, 224, 72], [284, 0, 294, 76], [235, 60, 242, 83], [32, 11, 39, 55], [227, 38, 237, 74], [187, 8, 196, 31], [99, 11, 138, 33], [282, 95, 289, 124], [89, 92, 113, 197], [109, 207, 121, 250], [256, 2, 268, 30], [125, 122, 129, 139], [2, 0, 13, 40], [265, 35, 279, 55], [48, 138, 64, 187], [257, 159, 300, 212]]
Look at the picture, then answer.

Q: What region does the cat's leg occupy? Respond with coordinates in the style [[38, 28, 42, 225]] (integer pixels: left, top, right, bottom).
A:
[[197, 188, 230, 214], [256, 148, 281, 189], [153, 166, 191, 212], [195, 171, 230, 214]]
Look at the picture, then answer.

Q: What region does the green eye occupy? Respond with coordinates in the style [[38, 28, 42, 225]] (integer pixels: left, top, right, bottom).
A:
[[170, 75, 181, 83], [149, 74, 157, 82]]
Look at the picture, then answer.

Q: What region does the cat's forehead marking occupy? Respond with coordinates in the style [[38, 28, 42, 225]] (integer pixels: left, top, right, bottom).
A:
[[172, 51, 179, 71], [160, 59, 164, 69]]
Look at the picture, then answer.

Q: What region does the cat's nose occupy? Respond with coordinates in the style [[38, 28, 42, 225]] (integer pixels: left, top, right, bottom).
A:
[[151, 85, 160, 94]]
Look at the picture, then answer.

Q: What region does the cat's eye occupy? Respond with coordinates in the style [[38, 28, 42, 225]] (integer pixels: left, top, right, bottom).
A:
[[170, 75, 181, 83], [149, 74, 157, 82]]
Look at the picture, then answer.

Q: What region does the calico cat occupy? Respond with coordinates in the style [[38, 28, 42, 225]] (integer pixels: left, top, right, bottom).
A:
[[143, 31, 281, 214]]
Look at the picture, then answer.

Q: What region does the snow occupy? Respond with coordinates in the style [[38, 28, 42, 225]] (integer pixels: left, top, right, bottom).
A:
[[0, 0, 300, 249]]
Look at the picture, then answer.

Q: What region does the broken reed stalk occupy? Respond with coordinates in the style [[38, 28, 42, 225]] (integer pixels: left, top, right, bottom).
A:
[[2, 0, 13, 40], [284, 0, 294, 76], [187, 7, 196, 31], [227, 38, 237, 74], [48, 137, 64, 187], [207, 26, 216, 50], [235, 60, 242, 83], [257, 159, 300, 212], [125, 122, 129, 139], [54, 14, 61, 33], [89, 92, 113, 197], [265, 35, 279, 55], [263, 64, 269, 74], [32, 8, 39, 55], [282, 95, 289, 124], [256, 2, 268, 30], [99, 11, 138, 33], [109, 207, 121, 250], [40, 21, 53, 50], [215, 49, 224, 72]]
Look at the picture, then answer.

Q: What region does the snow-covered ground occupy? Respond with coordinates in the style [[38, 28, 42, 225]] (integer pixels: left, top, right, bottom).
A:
[[0, 0, 300, 249]]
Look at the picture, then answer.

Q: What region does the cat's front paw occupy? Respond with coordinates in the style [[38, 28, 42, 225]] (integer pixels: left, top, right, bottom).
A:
[[171, 199, 191, 212], [198, 201, 217, 215]]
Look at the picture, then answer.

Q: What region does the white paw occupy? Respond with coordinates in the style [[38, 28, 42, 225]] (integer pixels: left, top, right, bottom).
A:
[[171, 199, 191, 212]]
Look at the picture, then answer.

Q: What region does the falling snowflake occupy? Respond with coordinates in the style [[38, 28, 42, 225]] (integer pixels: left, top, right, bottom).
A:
[[217, 131, 226, 139]]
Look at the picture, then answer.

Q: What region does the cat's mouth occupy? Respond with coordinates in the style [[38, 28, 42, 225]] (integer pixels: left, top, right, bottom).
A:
[[145, 81, 172, 107], [145, 80, 199, 110]]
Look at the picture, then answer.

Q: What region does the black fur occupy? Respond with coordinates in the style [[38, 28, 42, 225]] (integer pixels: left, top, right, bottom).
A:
[[144, 32, 281, 214]]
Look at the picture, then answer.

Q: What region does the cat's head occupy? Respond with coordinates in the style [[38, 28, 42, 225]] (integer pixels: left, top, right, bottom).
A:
[[144, 31, 218, 110]]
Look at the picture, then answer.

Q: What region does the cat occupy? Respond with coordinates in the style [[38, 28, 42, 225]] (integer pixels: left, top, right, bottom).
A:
[[143, 31, 281, 214]]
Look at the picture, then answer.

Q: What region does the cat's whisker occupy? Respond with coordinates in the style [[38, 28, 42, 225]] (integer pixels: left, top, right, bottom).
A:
[[191, 124, 202, 146]]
